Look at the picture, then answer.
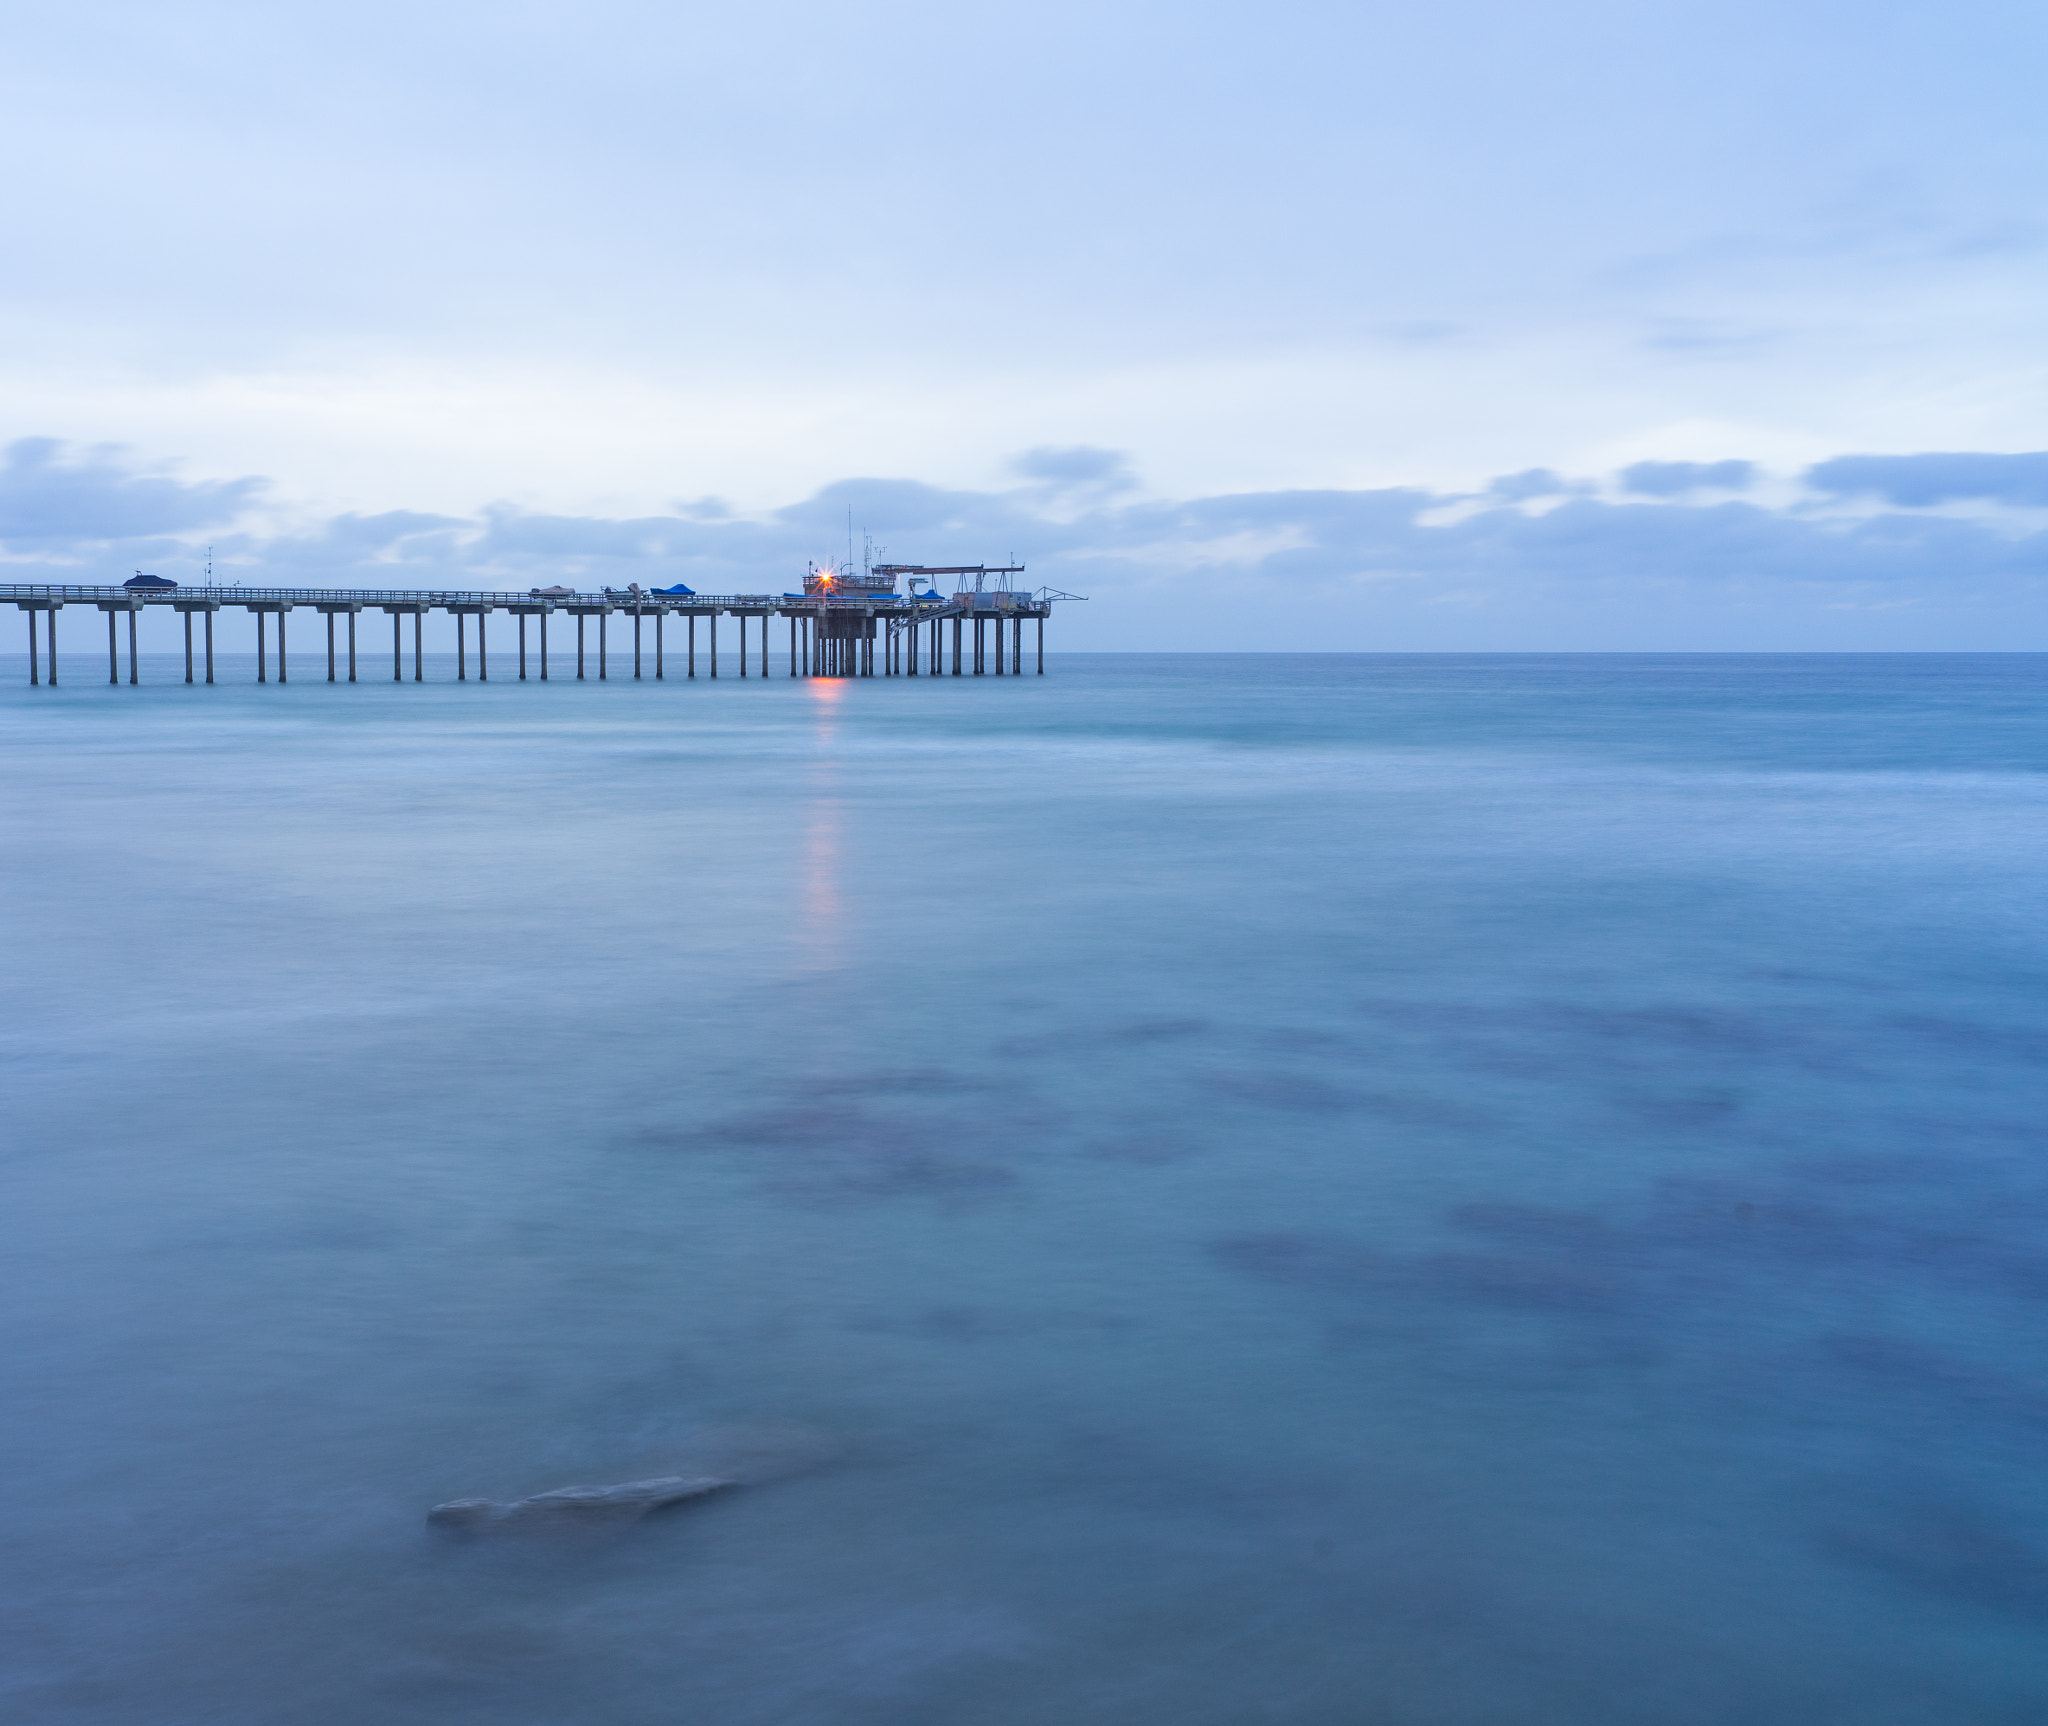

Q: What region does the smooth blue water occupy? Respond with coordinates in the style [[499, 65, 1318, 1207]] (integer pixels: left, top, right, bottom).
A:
[[4, 653, 2046, 1724]]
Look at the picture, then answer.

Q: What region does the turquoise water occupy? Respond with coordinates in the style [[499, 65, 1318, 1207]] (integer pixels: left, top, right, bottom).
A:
[[4, 653, 2046, 1724]]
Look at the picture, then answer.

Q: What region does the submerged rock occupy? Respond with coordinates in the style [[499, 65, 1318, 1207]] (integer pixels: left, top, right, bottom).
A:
[[426, 1424, 844, 1535], [428, 1474, 731, 1532]]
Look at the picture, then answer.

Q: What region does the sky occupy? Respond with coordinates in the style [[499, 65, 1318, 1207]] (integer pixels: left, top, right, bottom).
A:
[[3, 0, 2046, 648]]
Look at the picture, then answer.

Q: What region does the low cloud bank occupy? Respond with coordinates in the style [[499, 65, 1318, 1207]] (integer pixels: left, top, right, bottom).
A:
[[3, 438, 2045, 649], [1804, 452, 2048, 509]]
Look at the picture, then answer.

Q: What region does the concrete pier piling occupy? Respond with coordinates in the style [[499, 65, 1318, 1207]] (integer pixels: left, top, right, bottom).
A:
[[317, 602, 364, 683], [163, 601, 219, 683], [13, 598, 64, 684], [563, 603, 612, 679], [9, 576, 1073, 691], [507, 603, 549, 681], [378, 603, 427, 682], [97, 598, 146, 685], [446, 605, 490, 681], [245, 603, 294, 683]]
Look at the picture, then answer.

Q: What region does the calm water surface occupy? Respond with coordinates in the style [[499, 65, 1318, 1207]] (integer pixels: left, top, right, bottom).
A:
[[4, 653, 2046, 1724]]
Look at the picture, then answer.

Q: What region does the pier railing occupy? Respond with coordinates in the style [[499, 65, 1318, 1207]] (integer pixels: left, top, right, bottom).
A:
[[0, 582, 1049, 612]]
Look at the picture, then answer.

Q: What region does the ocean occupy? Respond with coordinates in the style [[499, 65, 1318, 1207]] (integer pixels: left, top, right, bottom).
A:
[[4, 652, 2046, 1724]]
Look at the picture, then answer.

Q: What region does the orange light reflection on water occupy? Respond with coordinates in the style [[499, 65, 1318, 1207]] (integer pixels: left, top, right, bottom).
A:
[[800, 677, 848, 969]]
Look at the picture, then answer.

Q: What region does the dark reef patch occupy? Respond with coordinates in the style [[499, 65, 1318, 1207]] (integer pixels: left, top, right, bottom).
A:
[[797, 1067, 999, 1099], [1201, 1071, 1359, 1113], [1883, 1014, 2048, 1063], [1211, 1228, 1635, 1315], [1085, 1131, 1200, 1164], [1818, 1500, 2048, 1620], [850, 1304, 1133, 1342], [1211, 1152, 2048, 1329], [1817, 1334, 2048, 1427], [1352, 1091, 1497, 1131], [634, 1096, 1025, 1207], [1606, 1087, 1744, 1127], [1005, 1017, 1210, 1056], [1348, 997, 1859, 1082]]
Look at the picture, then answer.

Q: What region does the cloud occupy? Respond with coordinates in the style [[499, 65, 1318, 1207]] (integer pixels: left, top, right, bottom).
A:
[[1620, 460, 1756, 496], [1804, 452, 2048, 508], [0, 437, 263, 544], [1010, 446, 1138, 493], [5, 438, 2048, 647], [1487, 468, 1577, 501]]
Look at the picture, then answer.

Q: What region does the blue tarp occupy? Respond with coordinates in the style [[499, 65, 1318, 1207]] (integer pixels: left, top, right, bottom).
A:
[[125, 573, 178, 589], [654, 582, 696, 595]]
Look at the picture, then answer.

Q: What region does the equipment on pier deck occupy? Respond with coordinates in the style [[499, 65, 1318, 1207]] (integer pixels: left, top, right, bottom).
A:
[[873, 563, 1026, 595], [803, 559, 896, 598]]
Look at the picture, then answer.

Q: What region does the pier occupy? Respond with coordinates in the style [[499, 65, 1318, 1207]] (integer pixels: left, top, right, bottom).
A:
[[7, 565, 1081, 687]]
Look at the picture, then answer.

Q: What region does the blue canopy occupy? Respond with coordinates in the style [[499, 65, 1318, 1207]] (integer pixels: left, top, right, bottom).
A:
[[654, 582, 696, 596], [125, 572, 177, 589]]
